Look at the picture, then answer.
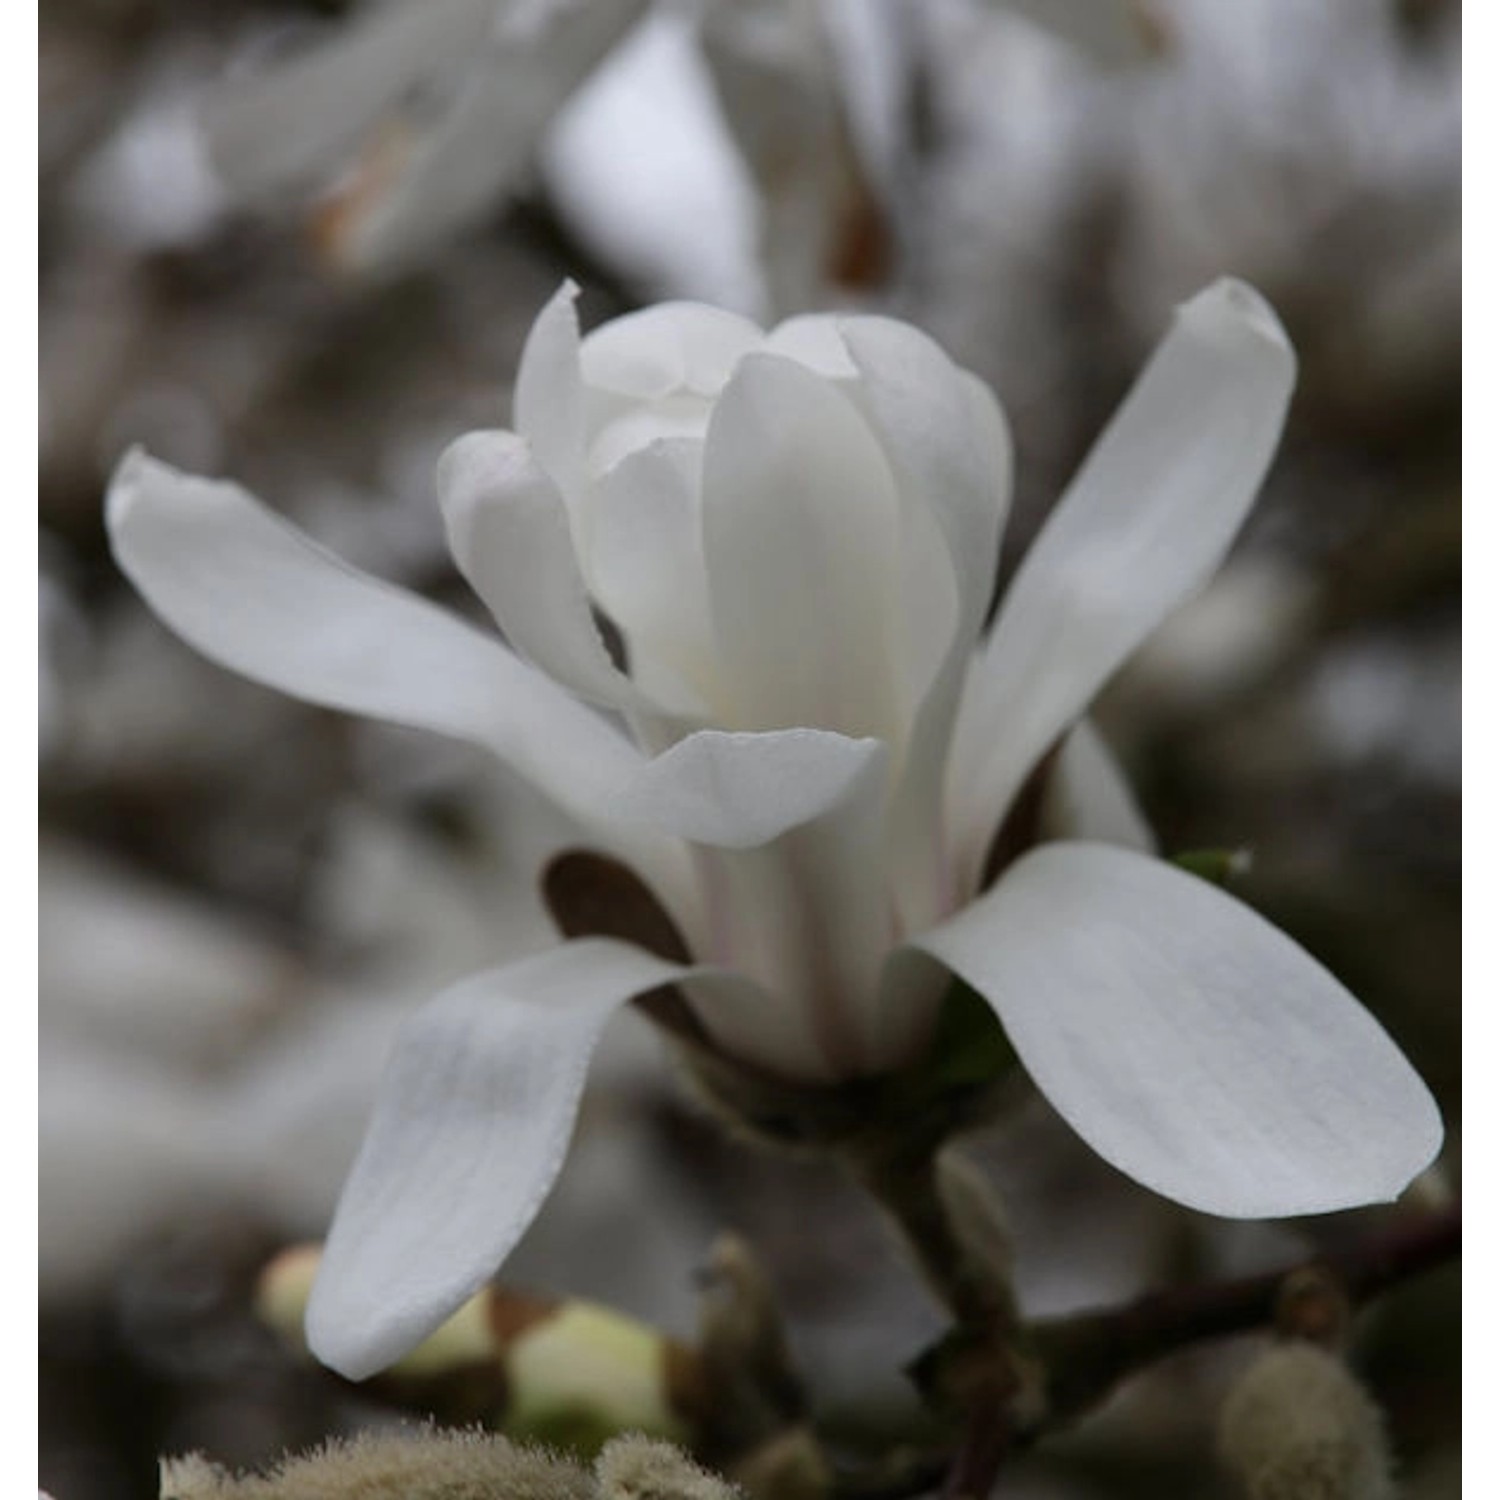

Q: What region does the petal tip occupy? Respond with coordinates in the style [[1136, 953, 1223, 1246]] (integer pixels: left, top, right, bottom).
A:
[[436, 428, 530, 511], [103, 445, 164, 529], [1183, 277, 1294, 359]]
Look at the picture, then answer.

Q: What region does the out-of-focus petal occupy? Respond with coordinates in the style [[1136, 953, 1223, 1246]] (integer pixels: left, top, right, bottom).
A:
[[327, 0, 651, 271], [1040, 718, 1156, 852], [204, 0, 494, 196], [702, 353, 904, 742], [949, 279, 1294, 886], [913, 843, 1443, 1218], [306, 939, 763, 1377]]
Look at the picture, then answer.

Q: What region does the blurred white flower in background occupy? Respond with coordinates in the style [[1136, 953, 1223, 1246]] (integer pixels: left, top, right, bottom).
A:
[[190, 0, 1164, 310], [107, 278, 1441, 1379]]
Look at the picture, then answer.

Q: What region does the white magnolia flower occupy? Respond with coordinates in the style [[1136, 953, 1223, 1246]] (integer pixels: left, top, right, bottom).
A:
[[106, 278, 1441, 1380]]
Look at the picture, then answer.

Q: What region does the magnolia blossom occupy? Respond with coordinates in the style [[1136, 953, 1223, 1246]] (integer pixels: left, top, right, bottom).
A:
[[107, 278, 1441, 1380]]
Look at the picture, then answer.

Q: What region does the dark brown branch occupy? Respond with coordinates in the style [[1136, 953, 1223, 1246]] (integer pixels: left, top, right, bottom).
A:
[[831, 1203, 1459, 1499], [1030, 1202, 1460, 1435]]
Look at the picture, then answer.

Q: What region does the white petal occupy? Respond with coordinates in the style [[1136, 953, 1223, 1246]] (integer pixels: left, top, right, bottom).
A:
[[581, 302, 764, 397], [950, 279, 1295, 885], [438, 429, 697, 717], [839, 319, 1011, 645], [203, 0, 493, 195], [306, 939, 763, 1377], [105, 450, 645, 834], [702, 353, 904, 742], [914, 843, 1442, 1218], [838, 318, 1013, 926], [641, 735, 897, 1079], [590, 438, 720, 708], [1040, 718, 1156, 852], [763, 314, 860, 377], [515, 281, 588, 503], [610, 728, 884, 849]]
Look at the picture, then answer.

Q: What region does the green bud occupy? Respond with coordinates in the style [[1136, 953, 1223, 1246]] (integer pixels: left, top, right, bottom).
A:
[[1171, 847, 1254, 885]]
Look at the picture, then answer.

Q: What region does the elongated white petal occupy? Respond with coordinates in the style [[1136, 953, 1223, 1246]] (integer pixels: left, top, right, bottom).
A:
[[515, 281, 587, 503], [1040, 718, 1156, 851], [590, 438, 720, 709], [839, 318, 1013, 926], [703, 353, 904, 741], [306, 939, 765, 1377], [581, 302, 764, 397], [914, 843, 1442, 1218], [105, 450, 649, 837], [610, 728, 884, 849], [840, 318, 1011, 644], [950, 280, 1295, 885], [438, 430, 697, 718]]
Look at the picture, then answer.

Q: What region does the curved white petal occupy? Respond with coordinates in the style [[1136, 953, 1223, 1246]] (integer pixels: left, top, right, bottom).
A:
[[580, 302, 764, 397], [306, 939, 764, 1378], [913, 843, 1442, 1219], [514, 281, 587, 502], [105, 450, 649, 832], [1040, 718, 1156, 852], [590, 438, 720, 710], [840, 318, 1011, 643], [610, 728, 884, 849], [839, 318, 1014, 926], [438, 429, 698, 718], [702, 353, 905, 742], [763, 313, 860, 377], [950, 279, 1295, 885]]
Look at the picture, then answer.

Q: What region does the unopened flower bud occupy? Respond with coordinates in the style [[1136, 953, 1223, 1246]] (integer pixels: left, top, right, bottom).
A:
[[595, 1435, 741, 1500], [693, 1234, 806, 1454], [257, 1245, 697, 1449], [1219, 1343, 1395, 1500], [159, 1429, 594, 1498]]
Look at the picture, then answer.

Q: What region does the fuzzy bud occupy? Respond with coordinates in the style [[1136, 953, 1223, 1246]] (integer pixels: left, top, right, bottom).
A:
[[159, 1428, 594, 1499], [594, 1436, 741, 1500], [1218, 1343, 1395, 1500]]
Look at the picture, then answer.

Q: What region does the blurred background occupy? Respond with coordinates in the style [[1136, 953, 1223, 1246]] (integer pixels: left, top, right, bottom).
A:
[[38, 1, 1460, 1496]]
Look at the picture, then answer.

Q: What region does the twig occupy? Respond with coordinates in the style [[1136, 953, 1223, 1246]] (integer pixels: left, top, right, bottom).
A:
[[831, 1203, 1459, 1499], [1031, 1201, 1460, 1432]]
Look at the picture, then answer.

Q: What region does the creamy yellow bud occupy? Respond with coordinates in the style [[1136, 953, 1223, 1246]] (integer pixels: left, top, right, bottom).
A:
[[507, 1303, 689, 1449], [1219, 1343, 1395, 1500], [256, 1245, 693, 1451]]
